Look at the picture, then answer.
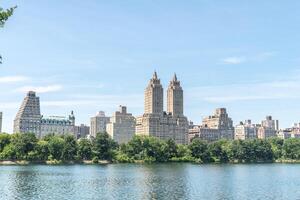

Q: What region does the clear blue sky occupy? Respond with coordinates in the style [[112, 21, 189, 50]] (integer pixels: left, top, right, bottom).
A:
[[1, 0, 300, 133]]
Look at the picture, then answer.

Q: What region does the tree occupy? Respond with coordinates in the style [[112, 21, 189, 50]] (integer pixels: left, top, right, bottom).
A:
[[11, 133, 37, 159], [283, 138, 300, 160], [0, 133, 11, 152], [77, 138, 92, 160], [48, 136, 64, 160], [92, 132, 118, 161], [267, 137, 284, 159], [0, 4, 17, 64], [189, 139, 212, 163], [208, 140, 229, 163], [62, 135, 78, 161], [34, 140, 49, 161], [0, 5, 16, 27]]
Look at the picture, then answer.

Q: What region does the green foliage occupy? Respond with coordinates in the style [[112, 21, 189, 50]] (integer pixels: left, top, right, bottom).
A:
[[35, 140, 50, 161], [0, 5, 16, 27], [115, 151, 133, 163], [267, 137, 284, 159], [77, 139, 92, 160], [62, 135, 77, 161], [208, 140, 229, 163], [0, 133, 11, 152], [48, 136, 64, 160], [11, 133, 37, 159], [92, 132, 118, 161], [0, 5, 17, 64], [1, 132, 300, 164], [189, 139, 212, 163], [0, 143, 16, 159], [282, 138, 300, 159]]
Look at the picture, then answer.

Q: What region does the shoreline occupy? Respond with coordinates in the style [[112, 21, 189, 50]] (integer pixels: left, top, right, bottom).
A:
[[1, 159, 300, 166]]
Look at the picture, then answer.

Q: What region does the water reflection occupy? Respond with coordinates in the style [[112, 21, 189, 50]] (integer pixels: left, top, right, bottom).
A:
[[1, 164, 300, 200]]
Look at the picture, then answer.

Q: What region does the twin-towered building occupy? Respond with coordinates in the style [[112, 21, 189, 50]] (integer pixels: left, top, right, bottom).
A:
[[136, 72, 189, 144], [12, 72, 188, 144], [12, 72, 285, 144]]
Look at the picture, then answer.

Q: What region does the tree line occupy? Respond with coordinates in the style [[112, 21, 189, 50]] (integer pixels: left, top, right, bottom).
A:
[[0, 132, 300, 163]]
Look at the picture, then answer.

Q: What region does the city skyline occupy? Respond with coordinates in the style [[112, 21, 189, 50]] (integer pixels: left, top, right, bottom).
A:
[[1, 0, 300, 132]]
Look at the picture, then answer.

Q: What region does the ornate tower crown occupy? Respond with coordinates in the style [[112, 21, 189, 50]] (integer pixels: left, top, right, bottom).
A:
[[144, 71, 164, 114], [167, 73, 183, 117]]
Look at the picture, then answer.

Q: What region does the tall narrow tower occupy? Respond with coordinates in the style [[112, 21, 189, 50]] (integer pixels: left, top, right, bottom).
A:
[[167, 73, 183, 117], [14, 91, 42, 136], [144, 71, 163, 114]]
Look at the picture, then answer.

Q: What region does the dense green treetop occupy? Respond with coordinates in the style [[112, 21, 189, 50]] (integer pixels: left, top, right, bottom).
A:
[[0, 132, 299, 164]]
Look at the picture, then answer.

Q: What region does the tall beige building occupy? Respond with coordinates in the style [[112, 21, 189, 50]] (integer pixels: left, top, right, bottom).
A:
[[0, 112, 2, 133], [106, 106, 136, 144], [144, 72, 163, 114], [90, 111, 110, 137], [167, 74, 183, 117], [257, 116, 278, 139], [188, 108, 234, 142], [14, 91, 42, 136], [136, 72, 188, 144], [234, 120, 257, 140], [14, 91, 76, 138]]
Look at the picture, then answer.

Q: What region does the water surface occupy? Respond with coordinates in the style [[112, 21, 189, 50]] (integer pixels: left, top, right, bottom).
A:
[[0, 163, 299, 200]]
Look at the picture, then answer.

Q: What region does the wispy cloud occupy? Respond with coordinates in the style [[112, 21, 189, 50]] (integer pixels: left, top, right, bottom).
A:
[[41, 94, 143, 109], [222, 57, 246, 64], [15, 85, 63, 93], [221, 51, 276, 65], [0, 76, 29, 83], [186, 78, 300, 103], [0, 102, 20, 109]]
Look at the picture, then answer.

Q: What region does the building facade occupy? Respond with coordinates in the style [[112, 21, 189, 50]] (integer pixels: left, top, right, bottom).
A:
[[257, 116, 278, 139], [0, 112, 2, 133], [136, 72, 188, 144], [75, 124, 90, 139], [14, 91, 42, 136], [188, 108, 234, 142], [40, 112, 75, 138], [106, 106, 136, 144], [90, 111, 110, 137], [234, 120, 257, 140], [14, 91, 76, 138]]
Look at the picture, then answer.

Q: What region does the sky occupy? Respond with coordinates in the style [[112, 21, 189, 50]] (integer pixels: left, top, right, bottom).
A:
[[1, 0, 300, 133]]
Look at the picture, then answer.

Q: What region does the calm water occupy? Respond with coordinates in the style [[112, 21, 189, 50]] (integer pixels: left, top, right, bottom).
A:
[[0, 163, 299, 200]]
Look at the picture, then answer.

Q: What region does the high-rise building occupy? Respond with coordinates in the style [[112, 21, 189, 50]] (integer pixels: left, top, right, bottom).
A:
[[75, 124, 90, 139], [14, 91, 76, 138], [0, 112, 2, 133], [136, 72, 188, 144], [106, 106, 136, 144], [144, 71, 163, 114], [90, 111, 110, 137], [257, 116, 278, 139], [167, 74, 183, 117], [188, 108, 234, 142], [261, 116, 279, 130], [14, 91, 42, 136], [234, 120, 257, 140]]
